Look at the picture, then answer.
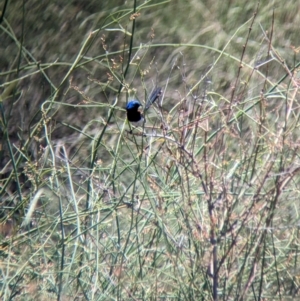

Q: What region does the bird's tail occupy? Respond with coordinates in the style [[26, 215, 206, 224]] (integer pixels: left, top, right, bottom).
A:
[[144, 87, 162, 111]]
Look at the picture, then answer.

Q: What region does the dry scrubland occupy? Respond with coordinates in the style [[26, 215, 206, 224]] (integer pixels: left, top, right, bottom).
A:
[[1, 0, 300, 300]]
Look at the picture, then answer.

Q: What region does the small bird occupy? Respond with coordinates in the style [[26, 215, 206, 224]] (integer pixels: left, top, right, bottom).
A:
[[126, 87, 162, 127]]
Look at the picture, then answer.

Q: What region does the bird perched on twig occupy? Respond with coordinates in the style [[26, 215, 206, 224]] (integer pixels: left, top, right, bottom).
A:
[[126, 87, 162, 127]]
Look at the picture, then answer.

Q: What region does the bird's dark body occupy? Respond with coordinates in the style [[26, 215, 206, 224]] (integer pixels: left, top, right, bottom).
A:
[[126, 100, 145, 126]]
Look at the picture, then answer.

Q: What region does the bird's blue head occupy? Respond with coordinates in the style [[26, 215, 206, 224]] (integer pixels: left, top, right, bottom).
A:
[[126, 100, 141, 111]]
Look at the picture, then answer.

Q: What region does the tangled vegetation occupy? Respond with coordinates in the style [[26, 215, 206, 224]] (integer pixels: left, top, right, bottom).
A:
[[1, 0, 300, 300]]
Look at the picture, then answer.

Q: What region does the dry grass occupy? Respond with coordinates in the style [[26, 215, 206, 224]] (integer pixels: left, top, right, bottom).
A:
[[1, 0, 300, 300]]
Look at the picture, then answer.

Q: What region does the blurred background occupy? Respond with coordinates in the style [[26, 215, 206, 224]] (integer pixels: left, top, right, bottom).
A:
[[1, 0, 300, 299]]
